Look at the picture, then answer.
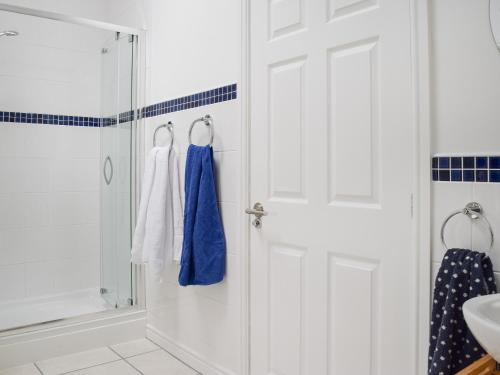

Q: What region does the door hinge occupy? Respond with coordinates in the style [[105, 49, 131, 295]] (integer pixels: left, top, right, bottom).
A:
[[410, 193, 414, 218]]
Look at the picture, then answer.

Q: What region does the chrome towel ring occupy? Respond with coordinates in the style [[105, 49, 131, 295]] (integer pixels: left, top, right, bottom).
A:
[[440, 202, 494, 252], [188, 114, 214, 146], [153, 121, 174, 148]]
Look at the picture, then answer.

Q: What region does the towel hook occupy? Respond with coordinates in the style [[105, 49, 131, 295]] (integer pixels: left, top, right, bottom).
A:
[[188, 114, 214, 146], [440, 202, 494, 252], [153, 121, 174, 148]]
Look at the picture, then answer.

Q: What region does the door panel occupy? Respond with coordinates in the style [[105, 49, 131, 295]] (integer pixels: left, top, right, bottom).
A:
[[100, 33, 134, 308], [269, 57, 307, 201], [327, 39, 379, 205], [327, 255, 379, 374], [250, 0, 415, 374], [269, 244, 306, 375]]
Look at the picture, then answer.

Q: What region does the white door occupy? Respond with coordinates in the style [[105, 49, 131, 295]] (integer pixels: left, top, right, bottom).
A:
[[249, 1, 416, 374]]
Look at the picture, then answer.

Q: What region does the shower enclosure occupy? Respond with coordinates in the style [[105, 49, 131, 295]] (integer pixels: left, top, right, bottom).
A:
[[0, 8, 139, 333]]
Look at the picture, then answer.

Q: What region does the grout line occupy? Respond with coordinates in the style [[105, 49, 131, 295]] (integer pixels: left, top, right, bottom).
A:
[[57, 359, 123, 375], [107, 346, 124, 359], [33, 362, 44, 375], [107, 345, 161, 360], [158, 347, 201, 374], [145, 338, 200, 374], [120, 356, 145, 375], [120, 349, 161, 360]]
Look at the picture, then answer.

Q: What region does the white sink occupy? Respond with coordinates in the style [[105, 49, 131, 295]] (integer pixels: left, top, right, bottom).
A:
[[463, 294, 500, 362]]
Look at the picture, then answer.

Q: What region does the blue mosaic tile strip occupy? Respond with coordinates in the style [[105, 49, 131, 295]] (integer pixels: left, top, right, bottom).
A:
[[119, 110, 135, 124], [432, 156, 500, 183], [139, 83, 237, 119], [0, 111, 100, 127], [0, 83, 238, 128], [101, 116, 118, 127]]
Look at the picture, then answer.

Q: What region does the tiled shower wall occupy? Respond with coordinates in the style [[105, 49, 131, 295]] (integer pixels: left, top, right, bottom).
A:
[[0, 12, 106, 301], [0, 125, 100, 300], [430, 0, 500, 285]]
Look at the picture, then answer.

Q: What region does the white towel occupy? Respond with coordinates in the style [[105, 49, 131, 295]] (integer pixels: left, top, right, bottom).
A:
[[169, 149, 184, 261], [131, 146, 160, 264], [131, 145, 183, 278]]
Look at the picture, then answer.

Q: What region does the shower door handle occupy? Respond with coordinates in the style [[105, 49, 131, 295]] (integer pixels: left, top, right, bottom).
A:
[[103, 156, 113, 185]]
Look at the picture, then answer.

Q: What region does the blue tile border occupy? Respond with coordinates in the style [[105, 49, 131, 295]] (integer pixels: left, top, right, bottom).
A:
[[139, 83, 237, 119], [0, 83, 238, 128], [432, 155, 500, 183], [0, 111, 100, 127]]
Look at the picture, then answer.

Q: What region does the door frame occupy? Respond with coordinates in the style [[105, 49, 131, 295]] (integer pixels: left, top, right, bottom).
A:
[[239, 1, 432, 374]]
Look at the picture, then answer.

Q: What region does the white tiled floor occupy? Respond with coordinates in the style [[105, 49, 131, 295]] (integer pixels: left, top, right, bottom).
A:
[[0, 339, 199, 375]]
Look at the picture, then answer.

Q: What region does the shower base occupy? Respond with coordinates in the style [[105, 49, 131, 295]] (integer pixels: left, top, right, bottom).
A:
[[0, 288, 111, 332]]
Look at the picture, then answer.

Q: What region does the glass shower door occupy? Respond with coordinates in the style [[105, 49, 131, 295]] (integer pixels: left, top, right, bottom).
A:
[[100, 33, 135, 308]]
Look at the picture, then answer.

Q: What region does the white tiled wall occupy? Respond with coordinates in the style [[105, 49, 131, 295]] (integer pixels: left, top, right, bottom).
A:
[[0, 11, 108, 302], [1, 0, 145, 30], [0, 124, 101, 301], [145, 99, 242, 375], [142, 1, 243, 374], [430, 0, 500, 282], [0, 10, 111, 116]]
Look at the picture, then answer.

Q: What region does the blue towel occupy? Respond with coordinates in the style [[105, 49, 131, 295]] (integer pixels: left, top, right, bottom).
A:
[[428, 249, 496, 375], [179, 145, 226, 286]]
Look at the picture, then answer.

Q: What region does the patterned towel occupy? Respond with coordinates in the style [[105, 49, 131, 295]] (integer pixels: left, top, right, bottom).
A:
[[428, 249, 496, 375]]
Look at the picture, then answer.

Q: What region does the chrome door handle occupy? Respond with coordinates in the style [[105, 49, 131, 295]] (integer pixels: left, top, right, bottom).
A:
[[245, 203, 268, 228], [245, 202, 268, 218]]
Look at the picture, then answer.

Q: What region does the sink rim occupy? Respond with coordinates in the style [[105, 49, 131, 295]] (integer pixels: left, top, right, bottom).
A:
[[463, 294, 500, 329], [463, 293, 500, 363]]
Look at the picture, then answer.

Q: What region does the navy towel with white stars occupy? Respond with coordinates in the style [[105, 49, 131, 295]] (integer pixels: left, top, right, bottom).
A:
[[428, 249, 496, 375]]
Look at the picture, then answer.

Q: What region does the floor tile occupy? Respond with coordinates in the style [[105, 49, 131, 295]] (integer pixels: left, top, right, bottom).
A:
[[127, 350, 197, 375], [68, 361, 140, 375], [36, 347, 120, 375], [0, 364, 41, 375], [110, 338, 159, 358]]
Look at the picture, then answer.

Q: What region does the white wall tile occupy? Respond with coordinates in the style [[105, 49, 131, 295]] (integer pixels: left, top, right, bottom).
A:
[[431, 0, 500, 154], [145, 101, 242, 375], [25, 261, 55, 297], [50, 158, 100, 192], [0, 126, 101, 301], [0, 264, 26, 301], [49, 192, 99, 225], [214, 151, 240, 204], [431, 182, 473, 262], [471, 183, 500, 272], [0, 228, 27, 266], [0, 10, 106, 116], [220, 202, 240, 255]]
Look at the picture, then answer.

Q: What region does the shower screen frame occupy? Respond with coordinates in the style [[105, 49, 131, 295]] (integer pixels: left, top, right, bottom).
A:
[[0, 2, 147, 336]]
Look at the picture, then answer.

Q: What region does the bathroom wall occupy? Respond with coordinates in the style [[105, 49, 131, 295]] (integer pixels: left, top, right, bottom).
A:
[[0, 12, 107, 301], [0, 0, 145, 29], [142, 1, 243, 374], [430, 0, 500, 283]]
